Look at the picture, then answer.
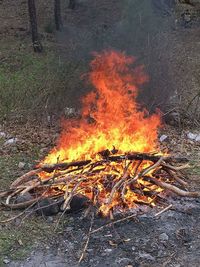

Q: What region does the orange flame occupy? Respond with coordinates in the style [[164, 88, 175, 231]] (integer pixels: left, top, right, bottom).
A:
[[44, 50, 161, 164]]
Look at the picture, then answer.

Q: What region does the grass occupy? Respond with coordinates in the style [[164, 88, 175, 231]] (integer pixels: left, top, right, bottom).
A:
[[0, 136, 63, 266], [0, 39, 86, 122], [0, 217, 54, 266]]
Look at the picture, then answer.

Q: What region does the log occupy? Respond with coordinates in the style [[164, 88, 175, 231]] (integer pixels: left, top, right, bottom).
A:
[[39, 153, 189, 173]]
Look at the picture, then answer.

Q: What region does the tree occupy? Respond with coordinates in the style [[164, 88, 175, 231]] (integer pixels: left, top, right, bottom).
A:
[[28, 0, 43, 52], [54, 0, 63, 31], [68, 0, 76, 9]]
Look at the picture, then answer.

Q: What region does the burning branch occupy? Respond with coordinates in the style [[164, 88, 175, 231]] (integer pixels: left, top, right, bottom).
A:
[[1, 152, 199, 220]]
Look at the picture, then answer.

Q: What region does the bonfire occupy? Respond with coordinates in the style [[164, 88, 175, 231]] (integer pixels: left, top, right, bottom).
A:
[[1, 51, 199, 218]]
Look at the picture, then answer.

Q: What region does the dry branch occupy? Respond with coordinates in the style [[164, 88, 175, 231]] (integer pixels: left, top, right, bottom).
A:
[[39, 154, 188, 174], [147, 177, 200, 197], [1, 151, 199, 220]]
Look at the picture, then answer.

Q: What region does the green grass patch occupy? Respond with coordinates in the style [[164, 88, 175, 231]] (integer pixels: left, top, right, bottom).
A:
[[0, 41, 86, 121]]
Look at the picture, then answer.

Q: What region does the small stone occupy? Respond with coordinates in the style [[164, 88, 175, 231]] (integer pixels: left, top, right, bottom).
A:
[[116, 257, 132, 265], [61, 194, 90, 213], [138, 252, 155, 261], [46, 216, 54, 223], [159, 134, 168, 142], [104, 248, 112, 253], [3, 258, 10, 264], [16, 192, 33, 204], [36, 198, 62, 216], [132, 246, 136, 251], [159, 233, 169, 241], [18, 162, 26, 169]]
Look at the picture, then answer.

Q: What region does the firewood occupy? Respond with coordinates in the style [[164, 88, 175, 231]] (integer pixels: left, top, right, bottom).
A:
[[39, 154, 189, 174], [10, 169, 42, 189], [1, 151, 199, 220], [146, 177, 200, 197]]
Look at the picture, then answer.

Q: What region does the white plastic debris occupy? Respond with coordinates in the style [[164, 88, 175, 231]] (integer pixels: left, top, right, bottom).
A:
[[4, 138, 18, 145], [0, 131, 6, 138], [159, 134, 168, 142], [187, 132, 200, 142]]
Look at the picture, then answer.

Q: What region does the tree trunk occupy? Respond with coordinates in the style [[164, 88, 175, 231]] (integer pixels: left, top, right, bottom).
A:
[[27, 0, 43, 52], [68, 0, 76, 9], [54, 0, 63, 31]]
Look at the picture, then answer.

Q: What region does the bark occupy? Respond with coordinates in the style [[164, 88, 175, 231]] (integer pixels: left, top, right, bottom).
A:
[[54, 0, 63, 31], [27, 0, 43, 52]]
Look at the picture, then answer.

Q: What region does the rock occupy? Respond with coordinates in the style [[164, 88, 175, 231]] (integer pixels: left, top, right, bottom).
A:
[[61, 194, 90, 213], [18, 162, 26, 169], [103, 248, 113, 254], [16, 192, 33, 204], [159, 134, 168, 142], [159, 233, 169, 241], [4, 137, 18, 145], [36, 198, 63, 216], [115, 257, 132, 265], [138, 252, 155, 261], [3, 258, 10, 264], [46, 216, 54, 223], [187, 132, 200, 142]]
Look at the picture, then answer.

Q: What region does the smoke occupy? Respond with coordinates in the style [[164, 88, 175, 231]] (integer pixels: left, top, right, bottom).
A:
[[56, 0, 176, 112]]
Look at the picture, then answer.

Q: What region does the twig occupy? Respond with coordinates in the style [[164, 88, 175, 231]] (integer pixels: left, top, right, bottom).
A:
[[162, 163, 190, 171], [155, 204, 173, 217], [78, 212, 94, 264], [10, 169, 42, 188], [0, 201, 37, 224], [164, 168, 188, 187], [147, 177, 200, 197], [1, 196, 43, 210], [91, 213, 138, 234], [125, 157, 164, 187], [107, 163, 131, 205]]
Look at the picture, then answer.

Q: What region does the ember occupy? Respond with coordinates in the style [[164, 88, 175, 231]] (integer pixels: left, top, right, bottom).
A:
[[1, 51, 199, 217]]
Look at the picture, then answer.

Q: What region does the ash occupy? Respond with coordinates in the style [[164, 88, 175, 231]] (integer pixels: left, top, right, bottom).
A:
[[10, 197, 200, 267]]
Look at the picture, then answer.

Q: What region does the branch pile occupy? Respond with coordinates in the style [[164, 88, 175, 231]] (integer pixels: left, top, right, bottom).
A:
[[1, 152, 199, 217]]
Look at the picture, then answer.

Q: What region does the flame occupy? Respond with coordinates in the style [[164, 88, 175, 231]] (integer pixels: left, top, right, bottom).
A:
[[44, 50, 160, 164], [40, 50, 162, 215]]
